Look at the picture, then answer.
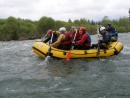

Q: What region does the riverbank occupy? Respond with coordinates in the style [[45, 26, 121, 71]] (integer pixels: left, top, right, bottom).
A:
[[0, 36, 42, 41]]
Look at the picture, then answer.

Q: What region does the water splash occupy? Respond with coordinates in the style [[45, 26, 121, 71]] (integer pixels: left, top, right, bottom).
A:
[[38, 56, 51, 67]]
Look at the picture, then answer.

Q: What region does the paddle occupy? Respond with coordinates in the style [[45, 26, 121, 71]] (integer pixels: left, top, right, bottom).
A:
[[41, 33, 48, 42], [97, 25, 100, 56], [66, 30, 77, 61], [47, 32, 53, 57]]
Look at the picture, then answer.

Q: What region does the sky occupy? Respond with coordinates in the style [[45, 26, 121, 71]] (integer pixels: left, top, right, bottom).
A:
[[0, 0, 129, 22]]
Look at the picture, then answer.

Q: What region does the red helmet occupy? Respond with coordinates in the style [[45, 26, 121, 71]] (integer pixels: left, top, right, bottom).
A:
[[47, 30, 52, 34], [79, 27, 86, 32]]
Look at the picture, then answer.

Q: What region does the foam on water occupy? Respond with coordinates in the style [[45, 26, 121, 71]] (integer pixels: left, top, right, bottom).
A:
[[0, 33, 130, 98]]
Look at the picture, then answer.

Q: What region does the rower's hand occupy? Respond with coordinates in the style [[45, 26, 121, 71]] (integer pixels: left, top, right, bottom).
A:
[[72, 41, 75, 46], [72, 41, 75, 44], [50, 44, 52, 47], [98, 35, 102, 40]]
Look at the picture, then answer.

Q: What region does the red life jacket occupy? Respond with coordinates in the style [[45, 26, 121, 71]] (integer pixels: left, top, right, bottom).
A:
[[76, 33, 91, 47], [60, 32, 72, 45]]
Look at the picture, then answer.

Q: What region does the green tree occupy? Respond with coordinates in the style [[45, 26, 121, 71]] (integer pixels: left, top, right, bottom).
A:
[[0, 19, 6, 26], [54, 20, 66, 30], [68, 18, 72, 23], [37, 16, 55, 36], [118, 26, 126, 33], [1, 16, 20, 40], [1, 15, 130, 41], [101, 16, 111, 26]]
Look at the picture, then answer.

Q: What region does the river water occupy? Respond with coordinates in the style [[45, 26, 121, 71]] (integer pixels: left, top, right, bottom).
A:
[[0, 33, 130, 98]]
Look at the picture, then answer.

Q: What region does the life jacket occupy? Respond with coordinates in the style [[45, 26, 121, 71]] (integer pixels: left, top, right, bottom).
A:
[[106, 26, 118, 37], [83, 32, 91, 46], [101, 32, 111, 44], [60, 32, 72, 45], [109, 30, 118, 37]]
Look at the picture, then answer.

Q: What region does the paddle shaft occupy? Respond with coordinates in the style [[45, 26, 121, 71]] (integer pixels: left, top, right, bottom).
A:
[[66, 30, 77, 61], [41, 33, 48, 41], [47, 33, 53, 56], [97, 25, 100, 56]]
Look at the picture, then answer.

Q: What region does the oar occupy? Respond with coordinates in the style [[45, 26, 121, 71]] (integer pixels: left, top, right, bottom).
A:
[[41, 33, 48, 42], [47, 32, 53, 57], [97, 25, 100, 56], [66, 30, 77, 61]]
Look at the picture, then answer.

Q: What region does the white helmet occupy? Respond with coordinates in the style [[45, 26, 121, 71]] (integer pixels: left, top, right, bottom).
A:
[[100, 26, 106, 31], [59, 27, 66, 32]]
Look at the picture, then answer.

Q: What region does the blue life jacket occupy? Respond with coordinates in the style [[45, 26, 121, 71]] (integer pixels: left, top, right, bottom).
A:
[[85, 32, 91, 43], [109, 30, 118, 37]]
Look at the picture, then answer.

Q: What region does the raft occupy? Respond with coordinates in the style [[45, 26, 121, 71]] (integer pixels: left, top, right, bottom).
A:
[[32, 41, 124, 59]]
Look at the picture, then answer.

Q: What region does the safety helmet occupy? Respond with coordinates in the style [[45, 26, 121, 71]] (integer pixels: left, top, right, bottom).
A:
[[100, 27, 106, 31], [59, 27, 66, 32], [79, 27, 86, 32], [47, 30, 52, 34]]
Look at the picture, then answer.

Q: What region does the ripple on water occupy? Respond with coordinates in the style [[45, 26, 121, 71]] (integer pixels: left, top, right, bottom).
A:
[[0, 33, 130, 97]]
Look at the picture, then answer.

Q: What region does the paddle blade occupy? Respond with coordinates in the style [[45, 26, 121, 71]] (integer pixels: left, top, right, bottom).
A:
[[66, 51, 71, 61]]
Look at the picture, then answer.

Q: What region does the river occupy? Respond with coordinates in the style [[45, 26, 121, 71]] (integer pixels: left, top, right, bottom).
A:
[[0, 33, 130, 98]]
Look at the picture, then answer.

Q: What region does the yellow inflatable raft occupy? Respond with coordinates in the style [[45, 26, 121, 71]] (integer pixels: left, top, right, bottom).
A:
[[32, 41, 124, 59]]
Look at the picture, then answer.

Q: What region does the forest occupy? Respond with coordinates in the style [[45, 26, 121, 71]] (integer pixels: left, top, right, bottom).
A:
[[0, 16, 130, 41]]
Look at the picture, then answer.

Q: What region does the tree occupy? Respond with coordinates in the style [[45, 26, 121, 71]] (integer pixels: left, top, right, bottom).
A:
[[37, 16, 55, 36], [1, 16, 20, 40], [0, 19, 6, 26], [102, 16, 110, 26], [68, 18, 72, 23]]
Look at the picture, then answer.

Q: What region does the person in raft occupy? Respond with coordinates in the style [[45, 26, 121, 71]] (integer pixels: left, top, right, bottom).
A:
[[43, 29, 60, 43], [91, 26, 111, 49], [50, 27, 73, 50], [72, 27, 91, 50]]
